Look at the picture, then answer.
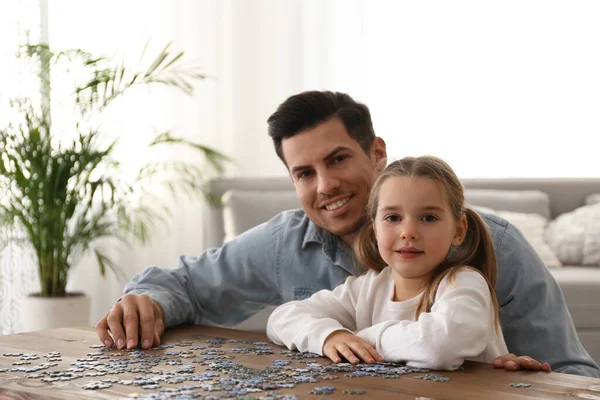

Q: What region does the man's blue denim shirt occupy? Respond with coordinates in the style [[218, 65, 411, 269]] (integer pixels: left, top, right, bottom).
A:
[[125, 209, 600, 377]]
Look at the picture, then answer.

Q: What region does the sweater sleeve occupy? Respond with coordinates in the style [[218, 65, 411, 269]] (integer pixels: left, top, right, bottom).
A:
[[266, 275, 363, 355], [124, 214, 284, 328], [355, 268, 496, 370]]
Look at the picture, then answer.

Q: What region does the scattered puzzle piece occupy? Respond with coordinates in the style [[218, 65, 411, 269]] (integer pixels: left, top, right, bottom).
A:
[[310, 385, 336, 395], [1, 336, 446, 399], [82, 380, 113, 390], [415, 373, 450, 382], [344, 389, 366, 395], [510, 382, 531, 388]]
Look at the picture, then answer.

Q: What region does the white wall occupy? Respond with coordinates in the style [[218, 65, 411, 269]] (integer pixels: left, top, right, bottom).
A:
[[364, 1, 600, 178], [215, 0, 600, 178]]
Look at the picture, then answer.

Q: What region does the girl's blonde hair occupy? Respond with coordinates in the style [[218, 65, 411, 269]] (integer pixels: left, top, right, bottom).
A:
[[354, 156, 500, 329]]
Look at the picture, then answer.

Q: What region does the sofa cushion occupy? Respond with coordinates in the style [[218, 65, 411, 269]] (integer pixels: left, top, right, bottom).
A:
[[546, 203, 600, 266], [496, 210, 562, 269], [586, 193, 600, 205], [222, 189, 301, 242], [550, 267, 600, 329], [473, 206, 562, 269], [465, 189, 551, 220]]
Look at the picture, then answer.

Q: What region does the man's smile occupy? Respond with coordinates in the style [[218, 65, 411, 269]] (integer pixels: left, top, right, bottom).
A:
[[321, 194, 353, 214]]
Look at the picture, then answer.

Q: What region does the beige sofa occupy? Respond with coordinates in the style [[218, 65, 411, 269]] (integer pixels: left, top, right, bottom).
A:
[[201, 177, 600, 364]]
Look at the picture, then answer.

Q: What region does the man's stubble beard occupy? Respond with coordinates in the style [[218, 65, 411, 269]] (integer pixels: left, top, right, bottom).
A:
[[334, 214, 368, 243]]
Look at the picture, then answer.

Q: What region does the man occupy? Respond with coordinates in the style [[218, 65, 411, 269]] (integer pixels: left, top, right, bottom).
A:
[[96, 91, 599, 377]]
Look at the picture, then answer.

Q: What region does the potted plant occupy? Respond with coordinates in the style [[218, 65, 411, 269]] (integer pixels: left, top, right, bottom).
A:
[[0, 43, 230, 331]]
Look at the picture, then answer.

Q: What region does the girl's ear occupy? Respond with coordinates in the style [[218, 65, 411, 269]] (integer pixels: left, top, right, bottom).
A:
[[452, 214, 468, 246]]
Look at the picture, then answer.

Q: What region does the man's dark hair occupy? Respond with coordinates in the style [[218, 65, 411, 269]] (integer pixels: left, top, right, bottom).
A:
[[267, 91, 376, 165]]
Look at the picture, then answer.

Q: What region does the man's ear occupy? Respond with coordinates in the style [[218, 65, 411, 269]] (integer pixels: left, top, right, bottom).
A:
[[452, 215, 468, 246], [370, 137, 387, 173]]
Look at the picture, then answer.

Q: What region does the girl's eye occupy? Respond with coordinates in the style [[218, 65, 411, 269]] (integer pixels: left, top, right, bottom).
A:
[[384, 215, 400, 222], [422, 214, 438, 222]]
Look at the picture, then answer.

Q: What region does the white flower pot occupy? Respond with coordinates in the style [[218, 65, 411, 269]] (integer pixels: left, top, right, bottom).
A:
[[20, 292, 91, 332]]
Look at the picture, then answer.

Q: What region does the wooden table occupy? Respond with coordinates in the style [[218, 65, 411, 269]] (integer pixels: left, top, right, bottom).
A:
[[0, 325, 598, 399]]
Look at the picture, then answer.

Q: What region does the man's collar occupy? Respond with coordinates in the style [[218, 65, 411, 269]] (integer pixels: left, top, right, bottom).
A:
[[301, 216, 357, 274], [301, 217, 352, 252], [302, 217, 326, 248]]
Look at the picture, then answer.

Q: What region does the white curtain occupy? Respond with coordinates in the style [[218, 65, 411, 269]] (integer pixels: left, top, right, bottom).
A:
[[0, 0, 43, 334]]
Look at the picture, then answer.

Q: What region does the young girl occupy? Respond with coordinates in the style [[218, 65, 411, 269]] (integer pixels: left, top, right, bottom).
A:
[[266, 155, 508, 371]]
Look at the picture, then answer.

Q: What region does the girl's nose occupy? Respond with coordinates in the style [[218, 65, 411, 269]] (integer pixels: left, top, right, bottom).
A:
[[400, 221, 419, 240]]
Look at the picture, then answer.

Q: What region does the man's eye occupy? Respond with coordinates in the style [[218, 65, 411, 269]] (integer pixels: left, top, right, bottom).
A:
[[333, 155, 347, 163], [422, 214, 438, 222], [297, 170, 313, 179]]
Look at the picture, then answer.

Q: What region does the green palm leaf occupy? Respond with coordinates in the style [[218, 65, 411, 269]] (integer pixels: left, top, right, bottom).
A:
[[1, 42, 230, 296]]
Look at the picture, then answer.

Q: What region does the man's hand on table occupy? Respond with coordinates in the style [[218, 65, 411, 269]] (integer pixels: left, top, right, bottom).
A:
[[493, 353, 552, 372], [95, 294, 165, 350]]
